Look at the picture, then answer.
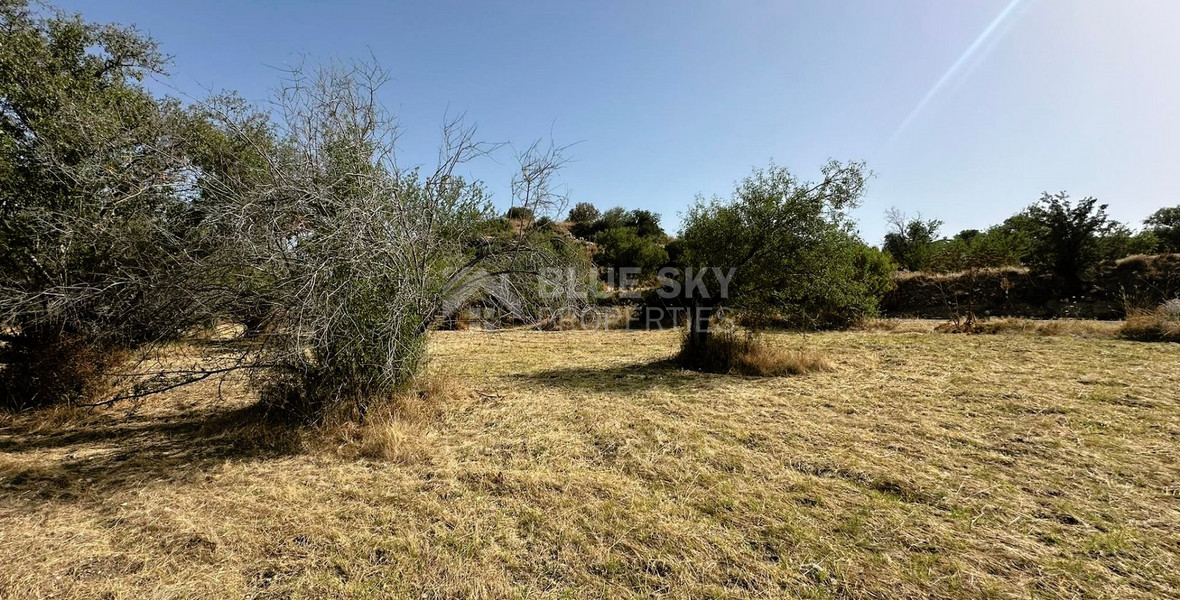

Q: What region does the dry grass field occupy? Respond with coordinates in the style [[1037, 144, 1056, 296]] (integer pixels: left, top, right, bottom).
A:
[[2, 327, 1179, 599]]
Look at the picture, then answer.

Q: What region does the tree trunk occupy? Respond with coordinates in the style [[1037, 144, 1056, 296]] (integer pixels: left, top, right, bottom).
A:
[[680, 298, 715, 369]]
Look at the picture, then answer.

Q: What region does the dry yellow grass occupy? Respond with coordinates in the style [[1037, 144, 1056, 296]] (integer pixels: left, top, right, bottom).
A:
[[2, 328, 1180, 598], [732, 345, 832, 376], [1121, 302, 1180, 343], [859, 317, 1123, 338]]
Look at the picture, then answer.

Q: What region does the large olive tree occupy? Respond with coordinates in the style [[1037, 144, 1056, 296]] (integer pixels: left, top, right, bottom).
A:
[[0, 0, 215, 408]]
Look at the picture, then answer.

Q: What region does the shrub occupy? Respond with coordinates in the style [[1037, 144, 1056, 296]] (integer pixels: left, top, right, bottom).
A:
[[676, 161, 877, 364], [569, 206, 667, 242], [198, 62, 585, 423], [506, 206, 535, 221], [0, 1, 216, 408], [1121, 299, 1180, 342], [593, 227, 669, 282], [568, 202, 600, 224], [1022, 192, 1116, 290], [0, 331, 129, 411]]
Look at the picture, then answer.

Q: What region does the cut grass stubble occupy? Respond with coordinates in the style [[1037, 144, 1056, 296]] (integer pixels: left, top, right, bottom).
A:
[[2, 327, 1179, 599]]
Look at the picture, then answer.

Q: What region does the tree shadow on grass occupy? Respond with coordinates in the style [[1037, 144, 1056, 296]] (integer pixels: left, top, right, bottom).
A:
[[0, 401, 302, 505], [509, 357, 730, 394]]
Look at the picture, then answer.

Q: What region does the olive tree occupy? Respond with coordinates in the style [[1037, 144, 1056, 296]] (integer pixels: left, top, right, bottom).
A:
[[0, 1, 215, 408], [676, 161, 880, 368]]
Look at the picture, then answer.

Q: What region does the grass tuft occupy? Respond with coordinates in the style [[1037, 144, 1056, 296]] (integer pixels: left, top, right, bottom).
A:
[[974, 317, 1122, 338], [731, 341, 833, 376], [1113, 304, 1180, 342], [679, 328, 832, 376], [320, 374, 468, 463]]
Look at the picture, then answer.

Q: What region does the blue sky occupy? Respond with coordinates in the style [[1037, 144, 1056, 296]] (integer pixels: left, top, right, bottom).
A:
[[56, 0, 1180, 244]]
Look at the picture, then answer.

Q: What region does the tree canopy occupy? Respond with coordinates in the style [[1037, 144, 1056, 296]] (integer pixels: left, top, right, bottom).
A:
[[0, 0, 222, 407], [1145, 206, 1180, 253], [676, 161, 890, 366]]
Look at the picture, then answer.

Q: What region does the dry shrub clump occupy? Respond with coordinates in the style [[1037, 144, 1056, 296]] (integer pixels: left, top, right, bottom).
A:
[[322, 374, 469, 463], [1121, 298, 1180, 342], [679, 328, 832, 376], [0, 333, 129, 411], [974, 318, 1121, 338]]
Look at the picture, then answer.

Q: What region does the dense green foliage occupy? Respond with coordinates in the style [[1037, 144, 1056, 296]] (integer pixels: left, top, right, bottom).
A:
[[568, 206, 670, 281], [883, 213, 943, 271], [1021, 192, 1116, 289], [567, 201, 600, 224], [928, 226, 1027, 273], [886, 193, 1166, 293], [1145, 206, 1180, 253], [571, 206, 667, 241], [591, 226, 669, 281], [0, 0, 219, 408], [678, 161, 889, 330]]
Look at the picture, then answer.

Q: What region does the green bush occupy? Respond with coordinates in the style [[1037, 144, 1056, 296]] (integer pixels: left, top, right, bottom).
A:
[[593, 227, 669, 282], [568, 202, 600, 224], [0, 1, 215, 408], [506, 206, 535, 221]]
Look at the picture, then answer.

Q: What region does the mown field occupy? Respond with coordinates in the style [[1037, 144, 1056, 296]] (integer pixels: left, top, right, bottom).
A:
[[2, 326, 1179, 599]]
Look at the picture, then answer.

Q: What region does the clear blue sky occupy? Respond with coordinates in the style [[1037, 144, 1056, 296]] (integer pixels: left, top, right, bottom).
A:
[[56, 0, 1180, 244]]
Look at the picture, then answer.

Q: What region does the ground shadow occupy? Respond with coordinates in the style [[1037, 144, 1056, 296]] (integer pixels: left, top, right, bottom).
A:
[[0, 401, 302, 505], [509, 357, 731, 393]]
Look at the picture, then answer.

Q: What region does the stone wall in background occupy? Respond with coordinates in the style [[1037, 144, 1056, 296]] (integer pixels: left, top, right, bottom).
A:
[[881, 254, 1180, 320]]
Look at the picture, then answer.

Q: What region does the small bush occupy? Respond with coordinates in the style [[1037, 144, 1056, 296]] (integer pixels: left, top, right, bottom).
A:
[[1120, 300, 1180, 342], [506, 206, 535, 221], [568, 202, 600, 224], [678, 328, 832, 376]]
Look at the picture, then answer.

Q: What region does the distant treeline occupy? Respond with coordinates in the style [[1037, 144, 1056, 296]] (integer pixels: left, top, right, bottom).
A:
[[546, 192, 1180, 324], [880, 195, 1179, 287]]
